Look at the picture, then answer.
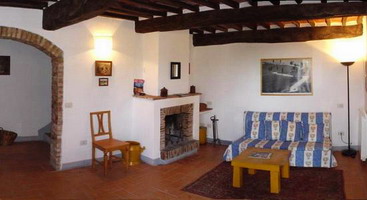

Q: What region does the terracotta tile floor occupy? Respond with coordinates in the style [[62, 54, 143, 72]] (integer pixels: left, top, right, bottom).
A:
[[0, 141, 366, 200]]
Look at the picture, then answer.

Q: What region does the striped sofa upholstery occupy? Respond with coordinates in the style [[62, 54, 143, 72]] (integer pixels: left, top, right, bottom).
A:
[[223, 111, 337, 168]]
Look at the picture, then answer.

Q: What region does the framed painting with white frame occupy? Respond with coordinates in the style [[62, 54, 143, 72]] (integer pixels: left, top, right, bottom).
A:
[[261, 58, 312, 96]]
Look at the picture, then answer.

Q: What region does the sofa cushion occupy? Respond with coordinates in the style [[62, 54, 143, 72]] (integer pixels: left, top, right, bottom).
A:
[[280, 121, 303, 141], [265, 120, 281, 140], [239, 138, 332, 151], [302, 123, 324, 142], [245, 121, 266, 139]]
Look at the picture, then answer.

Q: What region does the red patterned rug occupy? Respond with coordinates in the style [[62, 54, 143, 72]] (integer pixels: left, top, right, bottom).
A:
[[183, 162, 345, 200]]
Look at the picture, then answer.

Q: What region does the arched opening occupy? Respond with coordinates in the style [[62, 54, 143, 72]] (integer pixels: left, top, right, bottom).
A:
[[0, 27, 63, 170]]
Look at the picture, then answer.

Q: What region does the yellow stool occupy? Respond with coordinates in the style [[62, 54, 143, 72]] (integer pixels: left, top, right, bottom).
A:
[[199, 127, 207, 145]]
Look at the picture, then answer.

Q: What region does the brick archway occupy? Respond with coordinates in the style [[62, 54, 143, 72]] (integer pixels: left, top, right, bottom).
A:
[[0, 27, 63, 170]]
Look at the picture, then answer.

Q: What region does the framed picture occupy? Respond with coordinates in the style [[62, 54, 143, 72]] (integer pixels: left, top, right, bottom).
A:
[[99, 78, 109, 86], [0, 56, 10, 75], [170, 62, 181, 79], [261, 58, 312, 95], [95, 61, 112, 76]]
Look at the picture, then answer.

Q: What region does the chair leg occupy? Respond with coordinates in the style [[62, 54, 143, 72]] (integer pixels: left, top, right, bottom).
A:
[[109, 152, 113, 169], [121, 146, 129, 170], [92, 146, 96, 169], [103, 151, 108, 176]]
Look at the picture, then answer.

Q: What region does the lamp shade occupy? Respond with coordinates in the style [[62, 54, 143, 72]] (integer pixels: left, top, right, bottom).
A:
[[332, 39, 364, 63], [94, 35, 112, 60]]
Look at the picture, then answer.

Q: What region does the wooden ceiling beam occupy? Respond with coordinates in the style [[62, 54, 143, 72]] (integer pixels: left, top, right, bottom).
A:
[[208, 0, 239, 8], [357, 16, 363, 24], [270, 0, 280, 6], [180, 0, 220, 9], [43, 0, 116, 31], [213, 25, 228, 32], [244, 23, 257, 30], [101, 12, 138, 21], [260, 23, 271, 29], [135, 2, 367, 33], [308, 20, 316, 27], [150, 0, 199, 12], [193, 24, 363, 46], [107, 8, 153, 18], [248, 0, 258, 7], [275, 22, 285, 28], [0, 0, 48, 9], [117, 0, 181, 14], [190, 28, 204, 34], [292, 21, 301, 28], [295, 0, 303, 4], [325, 18, 331, 26], [222, 24, 243, 31], [111, 2, 166, 17], [342, 17, 348, 26]]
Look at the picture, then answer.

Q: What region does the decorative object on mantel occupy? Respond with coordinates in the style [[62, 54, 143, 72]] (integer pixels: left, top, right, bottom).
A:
[[261, 58, 312, 96], [200, 103, 212, 112], [95, 60, 112, 76], [160, 87, 168, 97], [190, 85, 196, 93], [133, 92, 200, 101], [0, 56, 10, 75], [98, 78, 108, 86], [133, 79, 145, 95], [210, 115, 221, 145], [0, 127, 17, 146], [170, 62, 181, 79]]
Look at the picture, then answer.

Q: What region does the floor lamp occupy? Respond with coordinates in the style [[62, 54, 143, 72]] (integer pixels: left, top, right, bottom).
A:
[[341, 61, 357, 158]]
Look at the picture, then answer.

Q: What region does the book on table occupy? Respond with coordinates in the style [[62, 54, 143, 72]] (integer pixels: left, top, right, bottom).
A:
[[249, 152, 272, 159]]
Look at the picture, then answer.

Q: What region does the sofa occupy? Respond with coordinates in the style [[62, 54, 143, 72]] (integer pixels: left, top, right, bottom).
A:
[[223, 111, 337, 168]]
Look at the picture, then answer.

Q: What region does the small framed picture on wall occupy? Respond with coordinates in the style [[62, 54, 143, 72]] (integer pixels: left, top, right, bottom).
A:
[[95, 61, 112, 76], [0, 56, 10, 75], [99, 78, 109, 86]]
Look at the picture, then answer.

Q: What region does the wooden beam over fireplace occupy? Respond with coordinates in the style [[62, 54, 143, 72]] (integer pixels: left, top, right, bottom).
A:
[[193, 24, 363, 46], [43, 0, 116, 30], [136, 2, 367, 33]]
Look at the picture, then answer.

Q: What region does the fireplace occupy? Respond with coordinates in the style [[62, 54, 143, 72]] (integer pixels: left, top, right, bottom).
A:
[[160, 104, 199, 160], [165, 113, 190, 149]]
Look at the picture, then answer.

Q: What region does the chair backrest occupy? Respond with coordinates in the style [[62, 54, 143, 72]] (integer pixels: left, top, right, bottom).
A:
[[90, 111, 113, 142]]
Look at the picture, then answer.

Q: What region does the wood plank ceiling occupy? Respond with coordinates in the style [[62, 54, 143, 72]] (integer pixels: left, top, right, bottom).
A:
[[1, 0, 366, 46]]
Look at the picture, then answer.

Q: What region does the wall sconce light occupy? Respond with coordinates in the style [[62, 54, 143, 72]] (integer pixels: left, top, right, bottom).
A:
[[94, 35, 112, 60]]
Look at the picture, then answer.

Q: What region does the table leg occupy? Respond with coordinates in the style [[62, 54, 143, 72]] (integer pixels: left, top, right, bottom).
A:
[[248, 168, 256, 175], [270, 170, 280, 193], [281, 163, 290, 178], [233, 166, 243, 188]]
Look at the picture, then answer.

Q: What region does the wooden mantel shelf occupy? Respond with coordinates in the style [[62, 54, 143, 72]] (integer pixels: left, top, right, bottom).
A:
[[133, 93, 201, 101]]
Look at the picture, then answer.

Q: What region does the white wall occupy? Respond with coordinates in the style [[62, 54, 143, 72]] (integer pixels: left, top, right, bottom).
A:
[[191, 39, 366, 147], [140, 31, 190, 96], [158, 31, 190, 95], [0, 39, 51, 137], [0, 7, 142, 166]]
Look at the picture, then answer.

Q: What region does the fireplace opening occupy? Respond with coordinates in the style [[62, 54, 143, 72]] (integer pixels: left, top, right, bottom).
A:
[[164, 113, 190, 149]]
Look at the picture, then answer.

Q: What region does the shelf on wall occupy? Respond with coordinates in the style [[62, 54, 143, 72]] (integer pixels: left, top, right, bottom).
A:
[[133, 93, 201, 101], [200, 108, 213, 114]]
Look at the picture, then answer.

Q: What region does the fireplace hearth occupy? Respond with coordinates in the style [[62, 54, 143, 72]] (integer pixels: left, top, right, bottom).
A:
[[160, 104, 199, 160]]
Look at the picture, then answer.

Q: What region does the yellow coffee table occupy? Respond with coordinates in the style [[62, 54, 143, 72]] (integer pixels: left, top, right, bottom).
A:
[[231, 147, 291, 194]]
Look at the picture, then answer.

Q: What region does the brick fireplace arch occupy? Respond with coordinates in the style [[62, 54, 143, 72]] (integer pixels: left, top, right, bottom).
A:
[[0, 27, 63, 170]]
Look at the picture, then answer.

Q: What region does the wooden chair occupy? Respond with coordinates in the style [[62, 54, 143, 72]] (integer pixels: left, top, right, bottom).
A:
[[90, 111, 129, 175]]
